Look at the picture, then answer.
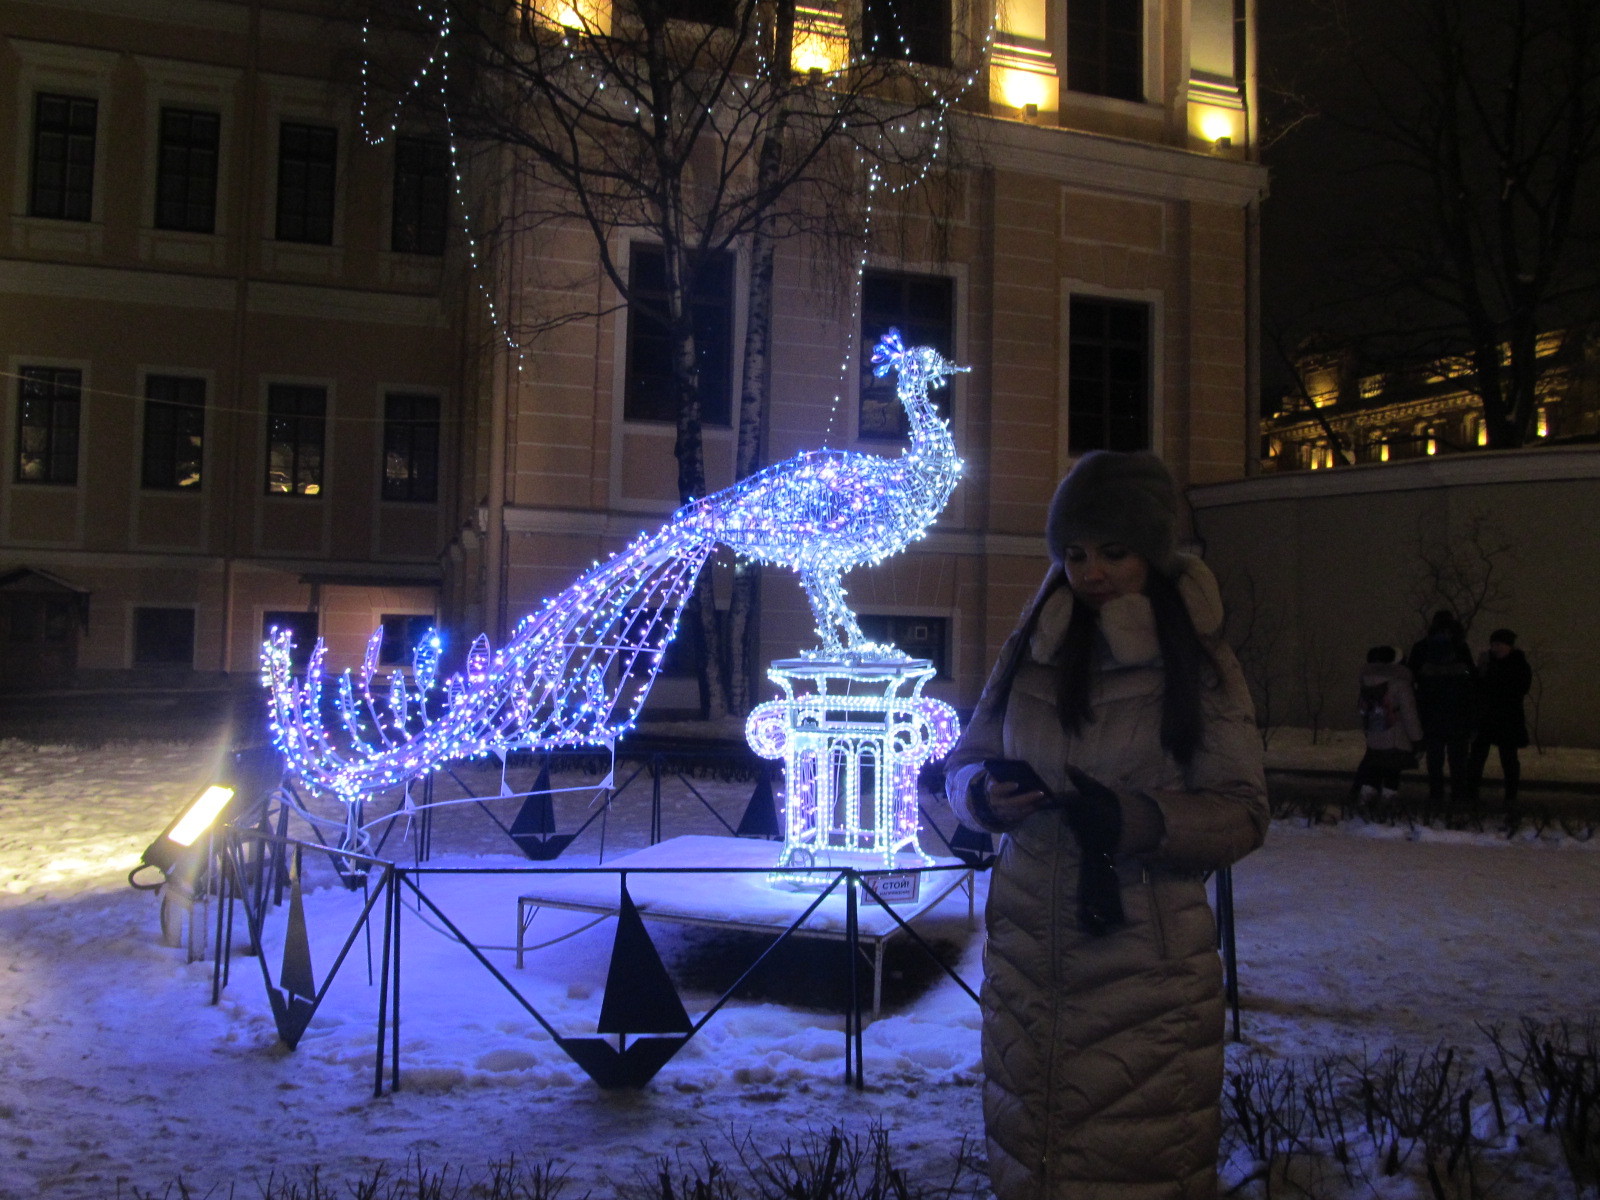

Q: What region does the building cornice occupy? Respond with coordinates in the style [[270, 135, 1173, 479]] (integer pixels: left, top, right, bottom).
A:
[[1190, 446, 1600, 508], [0, 259, 447, 326], [962, 113, 1270, 207]]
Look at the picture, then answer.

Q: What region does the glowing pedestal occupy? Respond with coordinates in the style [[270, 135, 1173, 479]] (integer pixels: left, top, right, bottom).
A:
[[745, 658, 960, 887]]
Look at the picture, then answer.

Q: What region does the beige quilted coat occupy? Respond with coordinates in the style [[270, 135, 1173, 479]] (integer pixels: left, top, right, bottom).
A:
[[946, 556, 1268, 1200]]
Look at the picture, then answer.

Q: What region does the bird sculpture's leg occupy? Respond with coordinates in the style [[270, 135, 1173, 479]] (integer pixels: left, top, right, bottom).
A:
[[799, 570, 864, 659]]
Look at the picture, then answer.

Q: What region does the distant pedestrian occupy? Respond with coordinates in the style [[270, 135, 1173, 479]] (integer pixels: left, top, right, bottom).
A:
[[1353, 646, 1422, 815], [1467, 628, 1533, 832], [1406, 610, 1477, 824]]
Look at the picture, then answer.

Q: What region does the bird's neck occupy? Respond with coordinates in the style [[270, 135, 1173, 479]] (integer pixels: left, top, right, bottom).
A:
[[903, 392, 955, 462]]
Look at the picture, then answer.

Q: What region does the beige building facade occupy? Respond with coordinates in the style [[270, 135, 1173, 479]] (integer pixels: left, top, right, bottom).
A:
[[0, 0, 453, 689], [449, 0, 1269, 713], [2, 0, 1266, 715]]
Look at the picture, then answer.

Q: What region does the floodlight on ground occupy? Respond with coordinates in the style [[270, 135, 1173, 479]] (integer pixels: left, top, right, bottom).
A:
[[136, 784, 236, 878]]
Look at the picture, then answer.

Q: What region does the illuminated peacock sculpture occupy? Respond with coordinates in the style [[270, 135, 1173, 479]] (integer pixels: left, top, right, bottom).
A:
[[262, 330, 966, 810]]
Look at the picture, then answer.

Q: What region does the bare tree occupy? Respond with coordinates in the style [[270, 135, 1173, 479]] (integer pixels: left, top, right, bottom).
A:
[[1295, 625, 1341, 744], [1223, 566, 1290, 749], [363, 0, 976, 716], [1407, 508, 1517, 638], [1262, 0, 1600, 447]]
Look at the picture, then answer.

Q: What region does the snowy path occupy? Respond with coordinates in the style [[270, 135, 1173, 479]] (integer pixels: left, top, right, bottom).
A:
[[1, 738, 1597, 1198]]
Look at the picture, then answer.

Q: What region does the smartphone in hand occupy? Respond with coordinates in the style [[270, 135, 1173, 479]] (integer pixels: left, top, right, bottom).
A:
[[983, 757, 1050, 797]]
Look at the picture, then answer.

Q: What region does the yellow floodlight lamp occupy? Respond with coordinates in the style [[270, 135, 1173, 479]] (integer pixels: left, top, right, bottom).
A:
[[138, 784, 237, 878]]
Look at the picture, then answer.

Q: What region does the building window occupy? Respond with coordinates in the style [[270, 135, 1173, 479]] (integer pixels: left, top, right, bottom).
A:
[[133, 607, 196, 667], [275, 122, 337, 244], [379, 613, 435, 667], [29, 93, 97, 221], [265, 384, 326, 496], [1068, 296, 1150, 453], [263, 610, 318, 670], [858, 614, 949, 677], [15, 367, 81, 484], [862, 0, 952, 67], [391, 136, 448, 255], [155, 108, 219, 233], [142, 375, 205, 490], [624, 244, 734, 426], [1067, 0, 1144, 102], [859, 270, 955, 440], [382, 392, 440, 502]]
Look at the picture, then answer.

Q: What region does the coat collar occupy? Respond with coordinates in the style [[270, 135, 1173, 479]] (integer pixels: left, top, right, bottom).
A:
[[1029, 554, 1225, 667]]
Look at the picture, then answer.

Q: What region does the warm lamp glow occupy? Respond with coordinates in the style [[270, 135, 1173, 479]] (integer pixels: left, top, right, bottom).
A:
[[791, 5, 848, 75], [168, 786, 236, 848], [533, 0, 609, 33], [993, 66, 1054, 113], [1199, 109, 1233, 142]]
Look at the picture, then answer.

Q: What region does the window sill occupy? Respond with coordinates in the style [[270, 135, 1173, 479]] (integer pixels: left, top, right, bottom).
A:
[[140, 228, 228, 270], [11, 215, 103, 257], [261, 239, 343, 278]]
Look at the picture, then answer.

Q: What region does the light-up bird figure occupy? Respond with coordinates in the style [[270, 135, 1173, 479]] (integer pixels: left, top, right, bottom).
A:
[[703, 329, 966, 657], [261, 330, 966, 811]]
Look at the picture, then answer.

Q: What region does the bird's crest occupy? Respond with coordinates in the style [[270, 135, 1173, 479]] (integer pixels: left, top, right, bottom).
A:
[[871, 327, 968, 386]]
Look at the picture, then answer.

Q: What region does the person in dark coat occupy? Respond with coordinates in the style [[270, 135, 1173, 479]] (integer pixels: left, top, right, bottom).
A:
[[1406, 610, 1477, 823], [1467, 628, 1533, 831]]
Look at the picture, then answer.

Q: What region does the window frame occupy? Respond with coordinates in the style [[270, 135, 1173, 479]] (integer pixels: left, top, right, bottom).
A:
[[28, 91, 98, 221], [856, 267, 959, 443], [264, 382, 328, 498], [622, 242, 737, 428], [140, 373, 207, 491], [380, 391, 442, 504], [153, 106, 220, 233], [1063, 0, 1161, 108], [14, 364, 83, 486], [132, 605, 197, 668], [860, 0, 953, 68], [390, 135, 449, 255], [1065, 293, 1155, 455], [857, 612, 952, 678], [274, 120, 338, 245], [378, 613, 437, 668]]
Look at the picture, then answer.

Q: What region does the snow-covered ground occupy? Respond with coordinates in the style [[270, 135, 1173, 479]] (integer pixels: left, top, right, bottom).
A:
[[1, 729, 1598, 1199]]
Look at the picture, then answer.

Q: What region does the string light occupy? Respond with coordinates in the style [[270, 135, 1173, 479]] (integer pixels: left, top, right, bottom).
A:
[[262, 332, 966, 827], [750, 659, 959, 885]]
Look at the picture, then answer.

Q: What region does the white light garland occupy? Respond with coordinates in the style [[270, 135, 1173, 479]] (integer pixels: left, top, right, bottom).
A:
[[262, 331, 966, 818]]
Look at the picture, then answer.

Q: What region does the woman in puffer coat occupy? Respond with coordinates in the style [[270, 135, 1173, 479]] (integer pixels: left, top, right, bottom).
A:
[[945, 451, 1268, 1200]]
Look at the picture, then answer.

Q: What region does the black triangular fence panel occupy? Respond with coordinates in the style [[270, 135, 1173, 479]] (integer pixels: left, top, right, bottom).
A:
[[512, 832, 576, 861], [949, 823, 996, 868], [553, 1035, 690, 1089], [596, 884, 692, 1035], [279, 863, 316, 1001], [510, 765, 556, 837], [735, 769, 781, 839], [267, 986, 318, 1049]]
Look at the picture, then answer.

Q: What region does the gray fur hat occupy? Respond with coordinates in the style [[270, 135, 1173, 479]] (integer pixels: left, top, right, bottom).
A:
[[1045, 450, 1180, 574]]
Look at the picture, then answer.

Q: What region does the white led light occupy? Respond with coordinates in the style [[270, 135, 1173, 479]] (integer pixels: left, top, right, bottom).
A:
[[262, 333, 966, 823]]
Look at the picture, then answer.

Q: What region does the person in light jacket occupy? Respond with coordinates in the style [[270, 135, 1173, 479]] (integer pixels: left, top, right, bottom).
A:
[[1352, 645, 1424, 810], [945, 451, 1268, 1200]]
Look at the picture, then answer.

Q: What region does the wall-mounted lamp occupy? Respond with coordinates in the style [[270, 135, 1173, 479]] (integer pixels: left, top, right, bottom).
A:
[[1212, 135, 1232, 152], [1024, 102, 1039, 118]]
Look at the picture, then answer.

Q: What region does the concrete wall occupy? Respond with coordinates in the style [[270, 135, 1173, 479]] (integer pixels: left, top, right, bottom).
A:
[[1190, 447, 1600, 747]]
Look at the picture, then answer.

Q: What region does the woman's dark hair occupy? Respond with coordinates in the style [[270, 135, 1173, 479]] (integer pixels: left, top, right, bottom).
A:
[[1054, 570, 1215, 767]]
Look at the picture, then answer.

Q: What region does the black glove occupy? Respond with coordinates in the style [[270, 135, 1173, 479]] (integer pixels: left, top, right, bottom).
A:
[[1063, 766, 1126, 936]]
